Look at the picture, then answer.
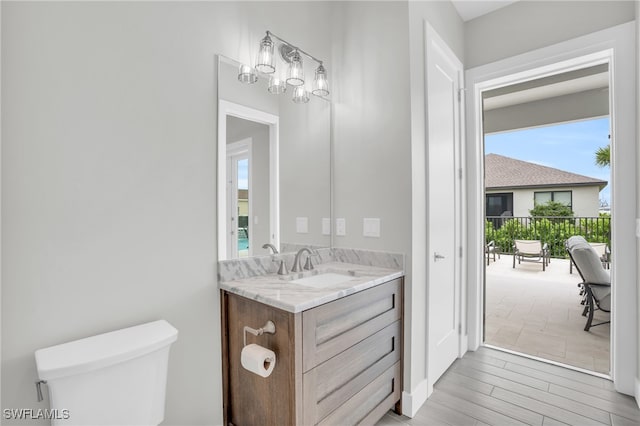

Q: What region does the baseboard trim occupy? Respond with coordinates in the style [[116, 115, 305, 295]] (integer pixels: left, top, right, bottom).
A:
[[401, 378, 432, 417]]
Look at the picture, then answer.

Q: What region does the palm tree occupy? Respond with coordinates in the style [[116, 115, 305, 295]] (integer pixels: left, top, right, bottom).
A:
[[595, 145, 610, 167]]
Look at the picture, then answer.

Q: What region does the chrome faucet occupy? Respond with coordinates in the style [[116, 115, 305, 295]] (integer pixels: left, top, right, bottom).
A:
[[262, 243, 279, 254], [291, 247, 316, 272]]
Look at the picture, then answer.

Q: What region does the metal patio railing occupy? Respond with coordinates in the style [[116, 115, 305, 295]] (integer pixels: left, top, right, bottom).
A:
[[485, 216, 611, 258]]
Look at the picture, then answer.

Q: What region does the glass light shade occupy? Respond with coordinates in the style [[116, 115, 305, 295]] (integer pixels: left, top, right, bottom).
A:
[[237, 64, 258, 84], [286, 51, 305, 86], [255, 34, 275, 74], [268, 76, 287, 94], [292, 86, 309, 104], [312, 64, 330, 97]]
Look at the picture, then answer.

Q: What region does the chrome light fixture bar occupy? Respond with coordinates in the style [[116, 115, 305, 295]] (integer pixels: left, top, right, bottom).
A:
[[239, 30, 330, 102]]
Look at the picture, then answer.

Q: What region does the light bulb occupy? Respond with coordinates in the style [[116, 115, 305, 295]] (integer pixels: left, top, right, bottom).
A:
[[286, 50, 304, 86], [255, 34, 275, 74], [268, 75, 287, 94], [237, 64, 258, 84], [312, 64, 329, 97], [292, 85, 309, 103]]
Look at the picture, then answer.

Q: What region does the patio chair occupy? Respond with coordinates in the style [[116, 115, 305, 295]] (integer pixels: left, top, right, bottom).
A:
[[566, 236, 611, 332], [569, 241, 610, 273], [486, 240, 500, 265], [512, 239, 549, 271]]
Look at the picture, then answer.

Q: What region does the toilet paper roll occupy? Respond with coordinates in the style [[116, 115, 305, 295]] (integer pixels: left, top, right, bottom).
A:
[[240, 343, 276, 378]]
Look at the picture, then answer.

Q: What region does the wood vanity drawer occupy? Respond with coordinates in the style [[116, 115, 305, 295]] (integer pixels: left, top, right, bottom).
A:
[[303, 321, 401, 425], [302, 278, 401, 372], [316, 362, 401, 426]]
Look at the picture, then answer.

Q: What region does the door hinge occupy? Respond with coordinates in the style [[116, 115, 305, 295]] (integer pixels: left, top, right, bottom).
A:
[[458, 88, 465, 102], [459, 246, 463, 258], [458, 323, 462, 334], [458, 168, 463, 179]]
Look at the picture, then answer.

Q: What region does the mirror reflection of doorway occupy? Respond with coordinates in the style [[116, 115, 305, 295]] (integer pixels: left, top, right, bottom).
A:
[[227, 142, 250, 258]]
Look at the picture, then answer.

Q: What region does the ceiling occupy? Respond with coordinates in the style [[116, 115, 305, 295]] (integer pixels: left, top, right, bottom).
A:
[[451, 0, 520, 21], [483, 64, 610, 111]]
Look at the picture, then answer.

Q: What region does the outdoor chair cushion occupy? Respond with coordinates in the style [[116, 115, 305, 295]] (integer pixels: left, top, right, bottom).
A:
[[567, 236, 611, 311], [567, 238, 610, 285]]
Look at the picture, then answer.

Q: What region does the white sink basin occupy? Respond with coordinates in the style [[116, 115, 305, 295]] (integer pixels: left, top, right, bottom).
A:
[[290, 272, 356, 288]]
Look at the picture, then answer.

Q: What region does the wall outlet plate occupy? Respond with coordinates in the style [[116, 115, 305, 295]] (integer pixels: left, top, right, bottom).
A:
[[322, 218, 331, 235], [363, 218, 381, 238], [296, 217, 309, 234], [336, 218, 346, 236]]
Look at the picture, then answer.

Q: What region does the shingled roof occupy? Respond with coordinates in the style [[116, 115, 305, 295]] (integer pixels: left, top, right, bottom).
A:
[[485, 153, 608, 190]]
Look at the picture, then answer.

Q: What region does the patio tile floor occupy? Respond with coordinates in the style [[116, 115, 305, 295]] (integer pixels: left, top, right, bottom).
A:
[[485, 254, 610, 375]]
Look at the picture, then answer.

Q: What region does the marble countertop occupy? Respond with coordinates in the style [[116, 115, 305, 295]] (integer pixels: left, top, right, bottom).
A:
[[219, 261, 403, 313]]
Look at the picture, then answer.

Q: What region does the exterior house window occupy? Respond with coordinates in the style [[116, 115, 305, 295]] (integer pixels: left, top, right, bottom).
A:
[[486, 193, 513, 216], [534, 190, 572, 208]]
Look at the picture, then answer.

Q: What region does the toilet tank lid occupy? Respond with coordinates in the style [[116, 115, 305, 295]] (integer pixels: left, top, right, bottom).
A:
[[35, 320, 178, 381]]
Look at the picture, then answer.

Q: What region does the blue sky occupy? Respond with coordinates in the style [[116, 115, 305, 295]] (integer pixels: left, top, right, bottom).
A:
[[238, 159, 248, 190], [485, 117, 611, 205]]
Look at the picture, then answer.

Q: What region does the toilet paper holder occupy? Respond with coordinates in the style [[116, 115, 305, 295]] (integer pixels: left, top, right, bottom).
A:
[[243, 320, 276, 346]]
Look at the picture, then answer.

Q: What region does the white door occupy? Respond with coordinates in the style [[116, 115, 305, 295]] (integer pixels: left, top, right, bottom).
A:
[[426, 23, 463, 386]]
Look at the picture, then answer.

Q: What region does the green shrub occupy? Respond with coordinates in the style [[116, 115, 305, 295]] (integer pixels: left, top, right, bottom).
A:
[[529, 201, 573, 217], [485, 215, 609, 259]]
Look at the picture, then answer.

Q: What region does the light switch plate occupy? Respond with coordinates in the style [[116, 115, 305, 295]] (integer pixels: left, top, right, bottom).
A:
[[296, 217, 309, 234], [322, 218, 331, 235], [336, 218, 346, 236], [363, 218, 381, 237]]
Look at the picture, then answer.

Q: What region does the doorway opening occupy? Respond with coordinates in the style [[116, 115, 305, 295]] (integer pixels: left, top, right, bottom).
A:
[[481, 62, 612, 376], [467, 23, 637, 395]]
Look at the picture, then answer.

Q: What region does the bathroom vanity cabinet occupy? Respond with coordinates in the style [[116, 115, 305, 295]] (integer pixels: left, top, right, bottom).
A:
[[221, 277, 403, 426]]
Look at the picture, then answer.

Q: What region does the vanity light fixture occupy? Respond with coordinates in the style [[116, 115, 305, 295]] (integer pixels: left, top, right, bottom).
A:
[[237, 64, 258, 84], [268, 75, 287, 94], [255, 33, 275, 74], [286, 50, 305, 87], [238, 30, 329, 102], [292, 85, 309, 104], [312, 64, 329, 97]]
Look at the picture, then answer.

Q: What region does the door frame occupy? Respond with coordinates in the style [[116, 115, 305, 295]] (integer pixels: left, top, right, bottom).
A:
[[465, 22, 636, 395], [227, 138, 252, 258], [217, 99, 279, 260]]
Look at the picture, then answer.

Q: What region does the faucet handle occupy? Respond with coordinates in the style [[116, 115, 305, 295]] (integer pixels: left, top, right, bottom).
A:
[[272, 258, 288, 275], [303, 252, 320, 271]]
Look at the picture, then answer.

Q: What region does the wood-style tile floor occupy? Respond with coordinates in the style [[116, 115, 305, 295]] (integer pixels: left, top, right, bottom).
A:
[[485, 255, 610, 374], [376, 347, 639, 426]]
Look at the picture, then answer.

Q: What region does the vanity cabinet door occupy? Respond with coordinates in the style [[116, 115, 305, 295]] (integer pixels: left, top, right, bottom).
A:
[[302, 278, 402, 372], [222, 292, 301, 426], [303, 321, 401, 425], [318, 363, 401, 426]]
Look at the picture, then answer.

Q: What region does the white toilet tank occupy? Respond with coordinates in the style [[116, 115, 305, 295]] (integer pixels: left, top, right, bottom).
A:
[[35, 320, 178, 426]]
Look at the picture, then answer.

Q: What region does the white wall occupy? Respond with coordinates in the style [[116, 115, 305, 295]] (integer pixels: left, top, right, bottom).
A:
[[328, 0, 413, 403], [465, 0, 635, 68], [1, 2, 333, 424], [487, 186, 603, 218]]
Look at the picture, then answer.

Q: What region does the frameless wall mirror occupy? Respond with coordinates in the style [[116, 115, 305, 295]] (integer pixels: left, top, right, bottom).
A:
[[217, 55, 331, 260]]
